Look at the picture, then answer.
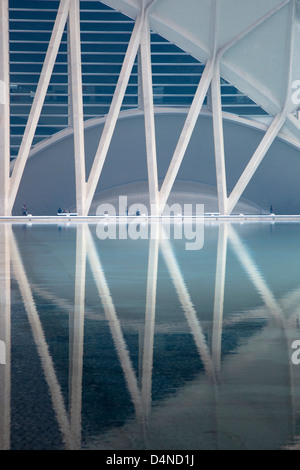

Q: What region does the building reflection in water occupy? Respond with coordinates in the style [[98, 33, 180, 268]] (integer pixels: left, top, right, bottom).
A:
[[0, 221, 300, 449]]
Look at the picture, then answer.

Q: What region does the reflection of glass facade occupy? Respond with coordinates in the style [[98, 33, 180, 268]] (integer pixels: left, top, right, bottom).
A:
[[9, 0, 267, 157]]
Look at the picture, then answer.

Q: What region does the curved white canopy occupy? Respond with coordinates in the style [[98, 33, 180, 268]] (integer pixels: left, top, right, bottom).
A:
[[101, 0, 300, 140]]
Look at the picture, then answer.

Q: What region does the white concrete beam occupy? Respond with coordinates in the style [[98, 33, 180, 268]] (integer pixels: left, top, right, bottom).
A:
[[84, 13, 145, 215], [211, 65, 228, 215], [83, 0, 160, 215], [225, 0, 294, 216], [69, 224, 86, 449], [212, 223, 228, 376], [85, 227, 145, 422], [158, 0, 219, 215], [0, 224, 11, 449], [0, 0, 10, 216], [160, 234, 216, 382], [68, 0, 87, 216], [67, 18, 73, 128], [140, 18, 160, 216], [10, 232, 73, 449], [156, 0, 291, 217], [137, 48, 144, 111], [228, 224, 284, 325], [8, 0, 70, 215]]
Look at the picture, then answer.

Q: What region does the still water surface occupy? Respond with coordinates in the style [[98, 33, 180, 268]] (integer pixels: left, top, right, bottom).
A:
[[1, 221, 300, 450]]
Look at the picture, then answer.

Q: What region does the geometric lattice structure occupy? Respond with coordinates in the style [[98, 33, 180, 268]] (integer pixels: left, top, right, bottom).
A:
[[8, 0, 268, 159], [1, 0, 300, 216]]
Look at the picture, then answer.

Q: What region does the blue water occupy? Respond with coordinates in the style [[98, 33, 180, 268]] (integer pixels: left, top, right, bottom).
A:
[[1, 221, 300, 450]]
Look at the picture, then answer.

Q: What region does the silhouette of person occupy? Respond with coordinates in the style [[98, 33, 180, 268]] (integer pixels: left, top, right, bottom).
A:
[[22, 204, 28, 216]]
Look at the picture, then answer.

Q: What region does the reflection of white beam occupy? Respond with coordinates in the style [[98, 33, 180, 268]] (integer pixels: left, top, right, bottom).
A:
[[0, 224, 11, 449], [10, 232, 73, 450], [212, 223, 228, 375], [279, 287, 300, 444], [8, 0, 70, 214], [211, 65, 228, 215], [161, 0, 292, 217], [69, 0, 86, 216], [228, 225, 284, 324], [85, 226, 144, 422], [210, 0, 228, 216], [285, 316, 300, 443], [226, 113, 286, 215], [227, 225, 300, 447], [0, 0, 10, 216], [69, 224, 86, 449], [159, 0, 292, 216], [160, 235, 215, 382], [142, 223, 160, 418]]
